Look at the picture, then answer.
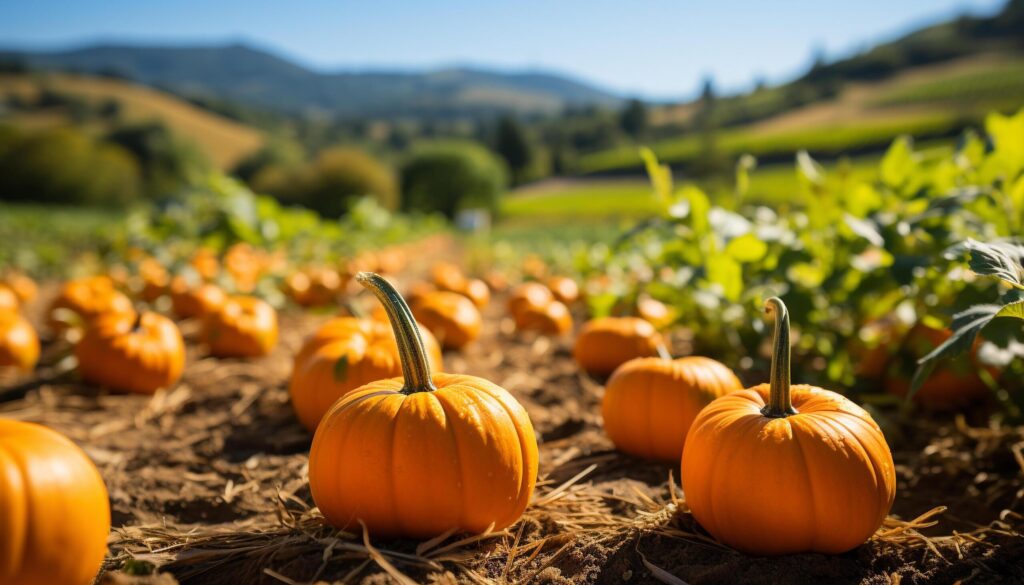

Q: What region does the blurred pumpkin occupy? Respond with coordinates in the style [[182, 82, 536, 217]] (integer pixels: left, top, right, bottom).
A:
[[681, 297, 896, 555], [202, 296, 278, 357], [413, 290, 482, 349], [75, 310, 185, 394], [431, 261, 467, 293], [636, 296, 674, 329], [545, 276, 579, 305], [603, 356, 741, 461], [459, 278, 491, 309], [137, 258, 169, 303], [507, 282, 553, 319], [514, 299, 573, 336], [2, 273, 37, 304], [0, 285, 18, 314], [285, 268, 343, 307], [309, 273, 538, 537], [289, 316, 443, 431], [224, 243, 262, 292], [485, 270, 509, 292], [190, 247, 219, 280], [573, 317, 664, 377], [884, 324, 995, 410], [169, 277, 226, 320], [0, 420, 110, 585], [0, 311, 40, 372], [48, 276, 133, 333]]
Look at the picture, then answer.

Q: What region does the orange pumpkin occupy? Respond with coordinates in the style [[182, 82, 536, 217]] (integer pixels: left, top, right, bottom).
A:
[[637, 296, 674, 329], [2, 273, 37, 304], [514, 299, 573, 336], [202, 296, 278, 357], [0, 420, 111, 585], [169, 277, 226, 320], [75, 310, 186, 394], [681, 297, 896, 555], [284, 268, 344, 307], [289, 316, 443, 431], [48, 276, 133, 333], [573, 317, 664, 377], [0, 311, 40, 372], [507, 282, 553, 319], [431, 261, 467, 293], [137, 258, 169, 302], [309, 273, 538, 537], [883, 325, 994, 410], [406, 281, 438, 308], [413, 290, 482, 349], [460, 278, 491, 309], [0, 285, 18, 314], [546, 276, 579, 305], [190, 247, 219, 280], [603, 356, 741, 461]]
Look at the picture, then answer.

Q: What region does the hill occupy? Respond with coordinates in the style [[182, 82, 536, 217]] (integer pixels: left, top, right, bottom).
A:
[[0, 72, 265, 169], [1, 43, 622, 118]]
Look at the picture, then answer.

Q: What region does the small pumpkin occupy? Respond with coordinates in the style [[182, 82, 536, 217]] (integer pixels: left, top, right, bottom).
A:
[[2, 272, 37, 304], [545, 276, 579, 305], [514, 299, 573, 336], [0, 311, 40, 372], [885, 324, 996, 409], [413, 290, 482, 349], [48, 276, 133, 333], [75, 310, 186, 394], [169, 276, 226, 320], [681, 297, 896, 555], [507, 282, 553, 319], [202, 296, 278, 357], [309, 273, 538, 537], [0, 420, 111, 585], [137, 258, 169, 303], [602, 355, 741, 461], [460, 278, 491, 309], [573, 317, 664, 377], [189, 247, 219, 280], [637, 296, 674, 329], [431, 261, 467, 293], [0, 285, 18, 313], [285, 268, 344, 307], [289, 316, 444, 431]]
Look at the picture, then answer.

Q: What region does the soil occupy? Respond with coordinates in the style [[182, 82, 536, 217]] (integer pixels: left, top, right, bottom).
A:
[[2, 274, 1022, 585]]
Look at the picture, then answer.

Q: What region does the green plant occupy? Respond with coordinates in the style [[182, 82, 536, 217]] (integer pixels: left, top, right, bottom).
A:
[[400, 141, 507, 219]]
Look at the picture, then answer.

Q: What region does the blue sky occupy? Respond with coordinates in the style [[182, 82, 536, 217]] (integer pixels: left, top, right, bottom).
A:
[[0, 0, 1007, 99]]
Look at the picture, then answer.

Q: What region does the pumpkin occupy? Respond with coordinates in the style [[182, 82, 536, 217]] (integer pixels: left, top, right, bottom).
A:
[[0, 311, 40, 372], [48, 276, 133, 333], [285, 268, 344, 307], [413, 290, 482, 349], [2, 273, 37, 304], [289, 316, 443, 431], [460, 278, 491, 309], [884, 324, 995, 410], [0, 285, 18, 314], [431, 261, 467, 293], [545, 276, 579, 305], [514, 299, 573, 336], [0, 420, 111, 585], [75, 310, 185, 394], [637, 296, 674, 329], [507, 282, 553, 319], [681, 297, 896, 555], [137, 258, 169, 302], [573, 317, 664, 377], [169, 277, 226, 320], [190, 247, 219, 280], [309, 272, 538, 537], [406, 281, 438, 308], [202, 296, 278, 357], [602, 355, 741, 461]]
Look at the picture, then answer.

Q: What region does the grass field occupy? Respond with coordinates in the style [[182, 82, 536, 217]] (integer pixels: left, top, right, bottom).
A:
[[0, 202, 128, 274]]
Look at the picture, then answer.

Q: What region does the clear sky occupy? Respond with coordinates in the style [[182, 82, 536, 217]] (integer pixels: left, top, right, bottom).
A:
[[0, 0, 1007, 99]]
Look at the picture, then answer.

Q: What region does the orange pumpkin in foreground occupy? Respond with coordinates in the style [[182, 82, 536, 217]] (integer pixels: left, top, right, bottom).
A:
[[170, 277, 226, 320], [413, 290, 482, 349], [289, 316, 443, 431], [514, 299, 573, 336], [202, 296, 278, 357], [573, 317, 664, 377], [0, 311, 40, 372], [75, 311, 186, 394], [682, 297, 895, 555], [603, 355, 742, 461], [309, 273, 538, 537], [0, 420, 111, 585], [48, 276, 133, 333]]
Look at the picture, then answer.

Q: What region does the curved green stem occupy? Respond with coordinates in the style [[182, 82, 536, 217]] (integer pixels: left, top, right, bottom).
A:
[[761, 297, 798, 418], [357, 272, 436, 393]]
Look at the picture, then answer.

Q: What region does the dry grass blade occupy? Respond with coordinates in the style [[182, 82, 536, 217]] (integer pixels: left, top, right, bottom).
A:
[[637, 547, 689, 585], [360, 521, 419, 585], [533, 463, 597, 506]]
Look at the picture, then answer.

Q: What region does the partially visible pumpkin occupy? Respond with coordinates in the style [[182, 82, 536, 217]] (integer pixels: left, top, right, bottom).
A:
[[75, 310, 186, 394], [170, 277, 226, 320], [430, 261, 467, 293], [137, 258, 169, 302], [48, 276, 133, 333], [413, 290, 482, 349], [514, 299, 573, 336], [884, 324, 995, 410], [681, 297, 896, 555], [546, 276, 579, 305], [0, 311, 40, 372], [573, 317, 663, 377], [190, 247, 219, 280], [309, 273, 538, 537], [507, 282, 553, 319], [0, 420, 111, 585], [459, 278, 491, 309], [0, 285, 18, 314], [285, 268, 344, 307], [637, 296, 674, 329], [603, 356, 741, 461], [202, 296, 278, 357], [289, 316, 443, 431], [2, 273, 37, 304]]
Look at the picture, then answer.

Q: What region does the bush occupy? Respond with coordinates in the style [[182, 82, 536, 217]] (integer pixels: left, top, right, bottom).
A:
[[400, 141, 507, 219], [105, 122, 210, 198]]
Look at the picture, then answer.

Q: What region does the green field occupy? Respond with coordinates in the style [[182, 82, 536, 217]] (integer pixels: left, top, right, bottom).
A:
[[0, 203, 128, 274]]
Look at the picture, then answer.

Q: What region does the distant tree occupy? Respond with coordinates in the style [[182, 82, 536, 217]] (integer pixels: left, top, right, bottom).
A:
[[290, 148, 397, 217], [105, 122, 210, 198], [232, 138, 305, 183], [619, 99, 648, 139], [693, 75, 726, 176], [493, 116, 533, 184], [400, 141, 507, 219]]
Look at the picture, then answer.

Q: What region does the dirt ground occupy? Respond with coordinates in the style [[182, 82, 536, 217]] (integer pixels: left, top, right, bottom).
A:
[[2, 279, 1023, 585]]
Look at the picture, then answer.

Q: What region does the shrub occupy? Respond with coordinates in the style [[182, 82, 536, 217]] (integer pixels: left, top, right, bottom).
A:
[[105, 122, 210, 198], [296, 148, 397, 217], [400, 141, 507, 219]]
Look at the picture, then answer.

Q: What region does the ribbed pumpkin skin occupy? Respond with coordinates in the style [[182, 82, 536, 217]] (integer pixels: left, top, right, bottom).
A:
[[75, 311, 185, 394], [603, 357, 742, 461], [573, 317, 663, 376], [681, 383, 896, 555], [514, 299, 572, 335], [170, 278, 226, 320], [413, 291, 481, 349], [0, 312, 40, 372], [289, 317, 443, 431], [309, 372, 539, 538], [48, 276, 133, 332], [202, 296, 278, 357], [0, 420, 111, 585]]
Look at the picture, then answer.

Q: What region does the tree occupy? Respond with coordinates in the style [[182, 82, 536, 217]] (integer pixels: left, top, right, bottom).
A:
[[693, 75, 726, 176], [619, 99, 648, 139], [400, 141, 507, 219], [493, 116, 533, 185]]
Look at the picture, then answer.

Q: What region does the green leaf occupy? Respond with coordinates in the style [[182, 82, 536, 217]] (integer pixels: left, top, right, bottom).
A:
[[678, 185, 710, 238], [995, 299, 1024, 320], [796, 150, 824, 186], [843, 214, 884, 247], [706, 254, 742, 302], [963, 239, 1024, 288], [919, 304, 1001, 365], [880, 135, 916, 188], [735, 154, 756, 198], [333, 355, 349, 382], [640, 147, 673, 211], [725, 233, 767, 263]]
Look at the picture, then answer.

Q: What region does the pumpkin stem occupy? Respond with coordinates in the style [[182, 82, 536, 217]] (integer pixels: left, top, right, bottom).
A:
[[656, 343, 672, 361], [357, 272, 436, 393], [762, 296, 798, 418]]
